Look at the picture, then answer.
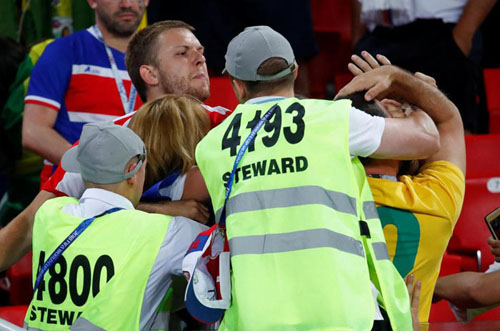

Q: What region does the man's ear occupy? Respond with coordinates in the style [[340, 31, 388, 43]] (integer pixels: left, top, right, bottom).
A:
[[231, 78, 246, 103], [139, 65, 159, 86], [293, 64, 299, 80], [125, 162, 139, 186]]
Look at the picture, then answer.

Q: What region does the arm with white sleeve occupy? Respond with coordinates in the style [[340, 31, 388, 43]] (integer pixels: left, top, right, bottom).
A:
[[338, 65, 442, 160]]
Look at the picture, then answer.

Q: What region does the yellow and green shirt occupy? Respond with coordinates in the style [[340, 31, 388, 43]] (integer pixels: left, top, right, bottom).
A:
[[368, 161, 465, 329]]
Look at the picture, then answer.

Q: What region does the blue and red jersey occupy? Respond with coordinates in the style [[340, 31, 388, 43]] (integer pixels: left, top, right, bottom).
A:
[[25, 26, 142, 145]]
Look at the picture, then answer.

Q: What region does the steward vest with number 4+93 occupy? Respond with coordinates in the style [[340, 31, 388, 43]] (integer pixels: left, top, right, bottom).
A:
[[196, 97, 413, 330]]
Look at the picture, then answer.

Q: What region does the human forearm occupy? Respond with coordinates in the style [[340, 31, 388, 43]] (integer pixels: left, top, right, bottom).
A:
[[22, 104, 72, 164], [374, 109, 440, 160], [453, 0, 497, 55], [339, 65, 455, 124], [351, 0, 366, 46], [138, 200, 209, 224], [435, 272, 500, 308], [0, 190, 53, 271], [0, 214, 32, 272], [387, 69, 459, 126], [23, 125, 71, 164]]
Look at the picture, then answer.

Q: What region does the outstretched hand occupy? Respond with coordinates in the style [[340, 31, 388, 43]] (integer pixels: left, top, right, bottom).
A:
[[347, 50, 437, 88], [348, 51, 391, 77], [337, 64, 403, 101]]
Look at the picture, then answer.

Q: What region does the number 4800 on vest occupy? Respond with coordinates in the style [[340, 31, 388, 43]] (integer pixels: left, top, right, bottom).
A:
[[35, 251, 115, 306]]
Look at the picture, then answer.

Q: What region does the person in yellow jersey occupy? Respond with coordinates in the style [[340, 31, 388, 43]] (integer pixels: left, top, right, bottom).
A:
[[343, 51, 466, 330], [193, 25, 445, 330], [24, 123, 207, 330]]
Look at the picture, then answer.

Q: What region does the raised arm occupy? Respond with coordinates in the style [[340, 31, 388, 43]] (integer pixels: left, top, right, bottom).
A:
[[347, 51, 465, 173], [22, 103, 72, 164], [338, 65, 443, 160]]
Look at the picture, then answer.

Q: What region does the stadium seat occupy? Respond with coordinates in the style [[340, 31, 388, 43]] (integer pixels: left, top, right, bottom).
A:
[[447, 135, 500, 272], [438, 252, 462, 277], [464, 134, 500, 179], [204, 77, 239, 111], [483, 69, 500, 133], [310, 0, 352, 37], [0, 305, 28, 327], [6, 252, 32, 305], [308, 0, 353, 98], [448, 178, 500, 271]]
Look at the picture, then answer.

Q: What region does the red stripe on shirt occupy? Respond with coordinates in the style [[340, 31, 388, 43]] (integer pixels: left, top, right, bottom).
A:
[[25, 99, 59, 112]]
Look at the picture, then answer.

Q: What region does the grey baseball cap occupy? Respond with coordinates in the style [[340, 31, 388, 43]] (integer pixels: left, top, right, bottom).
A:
[[61, 123, 146, 184], [223, 26, 296, 81]]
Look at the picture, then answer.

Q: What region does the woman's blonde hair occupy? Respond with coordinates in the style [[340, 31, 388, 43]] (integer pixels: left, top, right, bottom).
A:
[[128, 94, 210, 189]]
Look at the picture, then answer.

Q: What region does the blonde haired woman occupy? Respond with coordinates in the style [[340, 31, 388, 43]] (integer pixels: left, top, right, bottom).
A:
[[128, 94, 212, 223]]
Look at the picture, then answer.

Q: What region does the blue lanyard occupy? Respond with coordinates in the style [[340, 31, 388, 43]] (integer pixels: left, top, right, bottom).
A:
[[33, 207, 123, 295], [219, 104, 279, 226], [92, 25, 137, 114]]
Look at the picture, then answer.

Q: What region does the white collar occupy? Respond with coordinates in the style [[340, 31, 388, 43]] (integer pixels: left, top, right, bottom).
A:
[[61, 188, 134, 219], [245, 96, 287, 104], [80, 188, 135, 210]]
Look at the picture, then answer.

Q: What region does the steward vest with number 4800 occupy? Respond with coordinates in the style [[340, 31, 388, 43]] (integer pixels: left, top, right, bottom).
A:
[[25, 197, 172, 330], [196, 97, 412, 330]]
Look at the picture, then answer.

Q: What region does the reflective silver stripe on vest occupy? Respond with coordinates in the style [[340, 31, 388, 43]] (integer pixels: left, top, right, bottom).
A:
[[23, 327, 44, 331], [71, 317, 105, 331], [372, 242, 390, 261], [363, 201, 379, 219], [229, 228, 365, 258], [23, 326, 42, 331], [216, 185, 357, 222]]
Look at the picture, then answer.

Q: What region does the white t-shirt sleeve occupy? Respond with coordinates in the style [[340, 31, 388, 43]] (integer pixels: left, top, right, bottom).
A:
[[161, 217, 208, 276], [55, 172, 86, 198], [348, 106, 385, 157], [140, 216, 207, 329]]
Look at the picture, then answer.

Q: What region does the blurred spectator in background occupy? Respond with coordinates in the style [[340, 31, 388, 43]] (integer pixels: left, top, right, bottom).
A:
[[0, 0, 95, 47], [481, 2, 500, 68], [0, 38, 53, 226], [147, 0, 318, 96], [351, 0, 497, 133], [22, 0, 148, 186]]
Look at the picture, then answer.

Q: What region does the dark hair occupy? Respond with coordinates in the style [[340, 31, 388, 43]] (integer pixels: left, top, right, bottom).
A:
[[339, 91, 416, 175], [237, 57, 295, 98], [336, 90, 387, 118], [125, 20, 195, 102]]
